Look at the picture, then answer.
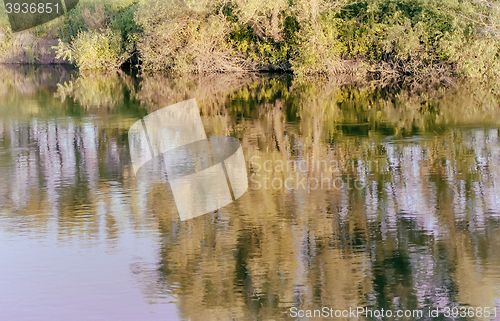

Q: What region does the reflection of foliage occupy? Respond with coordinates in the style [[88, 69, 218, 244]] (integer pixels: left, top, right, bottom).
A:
[[0, 65, 74, 117], [145, 77, 500, 321], [210, 76, 500, 138], [138, 77, 500, 321], [0, 66, 149, 119], [55, 72, 132, 110], [1, 70, 500, 321], [137, 73, 255, 112], [151, 126, 500, 321], [138, 75, 500, 152]]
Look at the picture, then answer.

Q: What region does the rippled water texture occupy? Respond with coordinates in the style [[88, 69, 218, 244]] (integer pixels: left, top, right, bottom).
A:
[[0, 66, 499, 321]]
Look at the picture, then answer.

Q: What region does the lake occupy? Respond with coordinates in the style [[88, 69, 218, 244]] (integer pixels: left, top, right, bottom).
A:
[[0, 66, 499, 321]]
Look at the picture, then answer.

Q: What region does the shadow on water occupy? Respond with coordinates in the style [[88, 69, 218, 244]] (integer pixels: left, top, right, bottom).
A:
[[0, 65, 499, 321]]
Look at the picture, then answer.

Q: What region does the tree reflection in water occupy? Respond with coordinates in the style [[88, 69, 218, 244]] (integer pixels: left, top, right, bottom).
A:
[[0, 66, 499, 321]]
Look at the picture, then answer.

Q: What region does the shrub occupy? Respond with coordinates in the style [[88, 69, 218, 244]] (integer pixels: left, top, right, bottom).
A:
[[290, 0, 499, 86], [54, 29, 124, 70], [110, 3, 142, 54], [134, 0, 499, 84], [136, 0, 302, 72], [136, 0, 247, 73], [224, 0, 299, 70], [3, 0, 499, 86], [439, 0, 500, 83], [55, 1, 140, 70]]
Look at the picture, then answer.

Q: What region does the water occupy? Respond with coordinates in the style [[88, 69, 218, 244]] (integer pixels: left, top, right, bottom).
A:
[[0, 66, 499, 321]]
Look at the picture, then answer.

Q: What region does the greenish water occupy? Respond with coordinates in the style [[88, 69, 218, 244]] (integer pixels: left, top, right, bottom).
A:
[[0, 66, 499, 321]]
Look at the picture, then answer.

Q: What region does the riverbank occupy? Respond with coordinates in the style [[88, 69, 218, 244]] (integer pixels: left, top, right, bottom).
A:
[[1, 0, 499, 91], [0, 32, 64, 64]]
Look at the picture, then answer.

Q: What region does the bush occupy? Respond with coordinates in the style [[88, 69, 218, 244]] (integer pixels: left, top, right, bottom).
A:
[[3, 0, 499, 86], [136, 0, 247, 73], [224, 0, 299, 70], [136, 0, 305, 73], [135, 0, 498, 87], [55, 1, 140, 70], [292, 0, 498, 85], [54, 29, 124, 70]]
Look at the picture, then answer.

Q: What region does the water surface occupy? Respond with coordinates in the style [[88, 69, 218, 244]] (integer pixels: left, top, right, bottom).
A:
[[0, 66, 499, 321]]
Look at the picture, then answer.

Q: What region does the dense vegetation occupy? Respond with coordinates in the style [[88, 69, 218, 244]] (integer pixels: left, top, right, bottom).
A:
[[1, 0, 499, 87]]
